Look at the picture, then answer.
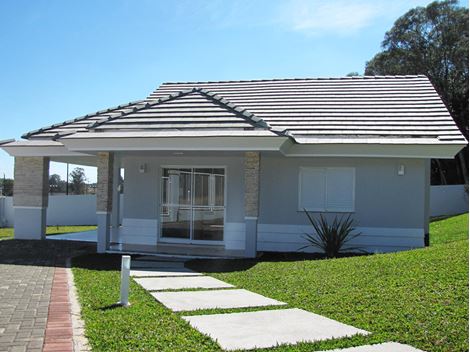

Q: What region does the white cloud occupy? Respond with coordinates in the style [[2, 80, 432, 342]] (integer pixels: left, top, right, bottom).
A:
[[167, 0, 435, 35], [278, 0, 381, 35], [277, 0, 432, 36]]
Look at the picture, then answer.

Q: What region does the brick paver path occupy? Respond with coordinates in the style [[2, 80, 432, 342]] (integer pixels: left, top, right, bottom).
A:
[[0, 239, 94, 352], [43, 268, 73, 352], [0, 263, 52, 352]]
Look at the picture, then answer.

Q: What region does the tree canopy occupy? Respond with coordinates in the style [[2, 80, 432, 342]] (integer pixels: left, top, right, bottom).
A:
[[70, 167, 87, 195], [365, 0, 468, 184]]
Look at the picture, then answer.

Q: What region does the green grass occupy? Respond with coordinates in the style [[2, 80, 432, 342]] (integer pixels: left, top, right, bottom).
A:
[[72, 255, 219, 351], [430, 213, 468, 245], [72, 213, 468, 352], [0, 225, 96, 240]]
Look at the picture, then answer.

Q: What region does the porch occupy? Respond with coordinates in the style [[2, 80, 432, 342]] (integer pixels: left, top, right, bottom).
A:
[[10, 150, 262, 258], [47, 230, 245, 258]]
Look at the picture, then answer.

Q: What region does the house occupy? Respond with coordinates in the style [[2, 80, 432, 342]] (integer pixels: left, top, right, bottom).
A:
[[1, 75, 466, 257]]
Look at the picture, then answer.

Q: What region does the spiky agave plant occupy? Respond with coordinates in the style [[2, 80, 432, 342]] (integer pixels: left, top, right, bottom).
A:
[[299, 210, 362, 258]]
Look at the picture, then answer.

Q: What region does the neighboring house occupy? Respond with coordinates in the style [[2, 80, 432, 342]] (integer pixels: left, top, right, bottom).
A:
[[1, 75, 467, 257]]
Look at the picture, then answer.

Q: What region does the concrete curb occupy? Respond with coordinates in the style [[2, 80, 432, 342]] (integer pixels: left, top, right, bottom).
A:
[[66, 258, 91, 352]]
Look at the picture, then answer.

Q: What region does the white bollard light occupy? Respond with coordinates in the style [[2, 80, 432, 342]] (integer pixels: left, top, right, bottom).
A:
[[119, 255, 131, 307]]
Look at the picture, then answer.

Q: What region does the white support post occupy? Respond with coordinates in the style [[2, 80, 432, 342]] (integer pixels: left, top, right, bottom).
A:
[[119, 255, 131, 307]]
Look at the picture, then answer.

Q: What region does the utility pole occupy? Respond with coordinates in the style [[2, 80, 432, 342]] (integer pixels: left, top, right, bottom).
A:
[[66, 163, 69, 195]]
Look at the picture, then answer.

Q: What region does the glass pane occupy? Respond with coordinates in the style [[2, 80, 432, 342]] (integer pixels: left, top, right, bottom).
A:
[[161, 206, 191, 239], [161, 169, 192, 206], [192, 207, 224, 241], [161, 177, 169, 215], [160, 167, 225, 242], [193, 172, 209, 206], [214, 174, 224, 206], [175, 170, 192, 206]]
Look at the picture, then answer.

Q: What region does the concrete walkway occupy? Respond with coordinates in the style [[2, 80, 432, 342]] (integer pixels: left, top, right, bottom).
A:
[[47, 230, 97, 243], [132, 258, 426, 351], [329, 342, 425, 352], [132, 258, 373, 351]]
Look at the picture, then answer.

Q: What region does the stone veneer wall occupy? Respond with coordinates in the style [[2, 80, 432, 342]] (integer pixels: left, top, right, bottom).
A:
[[96, 152, 114, 213], [244, 152, 260, 218], [13, 157, 49, 207]]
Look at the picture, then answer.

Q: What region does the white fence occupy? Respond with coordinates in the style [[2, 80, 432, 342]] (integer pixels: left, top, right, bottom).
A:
[[0, 194, 123, 227], [430, 185, 468, 217], [0, 186, 467, 227]]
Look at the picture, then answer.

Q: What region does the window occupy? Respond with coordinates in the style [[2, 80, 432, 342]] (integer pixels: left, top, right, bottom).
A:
[[299, 167, 355, 212]]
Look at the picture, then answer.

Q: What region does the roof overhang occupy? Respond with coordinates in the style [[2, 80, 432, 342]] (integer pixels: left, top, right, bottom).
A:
[[1, 136, 465, 160], [58, 133, 289, 152], [1, 140, 94, 157], [280, 139, 466, 159]]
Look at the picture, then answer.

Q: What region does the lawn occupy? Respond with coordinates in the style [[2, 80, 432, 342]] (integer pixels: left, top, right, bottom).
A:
[[0, 225, 96, 240], [72, 213, 468, 352], [430, 213, 469, 245]]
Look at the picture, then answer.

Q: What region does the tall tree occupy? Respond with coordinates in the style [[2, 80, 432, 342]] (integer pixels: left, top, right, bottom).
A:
[[365, 0, 468, 184], [1, 178, 13, 196], [69, 167, 87, 195], [49, 174, 64, 194]]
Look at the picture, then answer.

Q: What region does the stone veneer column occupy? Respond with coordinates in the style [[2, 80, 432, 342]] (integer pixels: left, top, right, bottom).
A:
[[244, 152, 260, 258], [96, 152, 114, 253], [13, 156, 49, 240]]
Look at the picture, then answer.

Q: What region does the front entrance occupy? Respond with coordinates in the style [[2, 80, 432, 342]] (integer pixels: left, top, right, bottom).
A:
[[160, 167, 225, 243]]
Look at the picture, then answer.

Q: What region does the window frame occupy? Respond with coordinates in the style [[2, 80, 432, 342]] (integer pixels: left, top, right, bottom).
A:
[[298, 166, 356, 213]]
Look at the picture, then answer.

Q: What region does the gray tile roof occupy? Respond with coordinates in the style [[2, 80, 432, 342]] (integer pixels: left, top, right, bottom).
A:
[[89, 88, 271, 132], [148, 75, 465, 144], [25, 75, 466, 145], [23, 100, 145, 139]]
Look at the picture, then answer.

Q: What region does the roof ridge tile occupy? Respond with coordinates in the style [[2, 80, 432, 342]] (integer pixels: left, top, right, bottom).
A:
[[195, 88, 271, 129], [160, 75, 428, 86]]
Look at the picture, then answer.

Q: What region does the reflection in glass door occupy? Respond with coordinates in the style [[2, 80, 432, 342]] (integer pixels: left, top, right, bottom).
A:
[[160, 168, 225, 242]]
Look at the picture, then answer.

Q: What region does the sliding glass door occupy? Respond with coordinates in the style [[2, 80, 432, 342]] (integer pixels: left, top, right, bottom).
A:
[[160, 167, 225, 243]]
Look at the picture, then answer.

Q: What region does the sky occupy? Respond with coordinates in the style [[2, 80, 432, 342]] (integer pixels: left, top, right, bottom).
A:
[[0, 0, 467, 183]]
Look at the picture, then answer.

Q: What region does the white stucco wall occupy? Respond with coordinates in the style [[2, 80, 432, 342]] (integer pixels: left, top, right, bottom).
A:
[[118, 153, 434, 252], [120, 154, 245, 247], [257, 155, 429, 253], [0, 153, 466, 255]]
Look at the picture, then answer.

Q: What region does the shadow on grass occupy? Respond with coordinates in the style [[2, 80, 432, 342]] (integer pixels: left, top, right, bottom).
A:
[[430, 212, 468, 223], [99, 303, 126, 311], [187, 251, 370, 273], [0, 239, 96, 268], [0, 238, 369, 274], [0, 237, 372, 274]]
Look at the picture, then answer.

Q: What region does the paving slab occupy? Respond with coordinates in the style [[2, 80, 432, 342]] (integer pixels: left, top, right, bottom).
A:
[[151, 289, 286, 311], [131, 261, 185, 269], [134, 276, 234, 291], [131, 268, 202, 277], [328, 342, 425, 352], [183, 308, 368, 351]]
